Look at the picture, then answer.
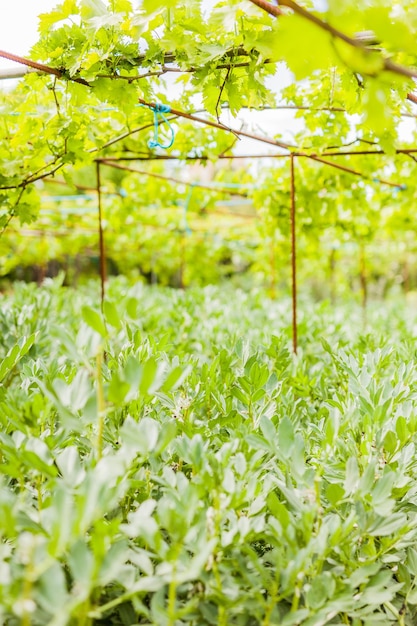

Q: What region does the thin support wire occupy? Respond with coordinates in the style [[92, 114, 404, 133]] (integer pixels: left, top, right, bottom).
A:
[[137, 99, 405, 188], [96, 161, 107, 307], [290, 154, 297, 354]]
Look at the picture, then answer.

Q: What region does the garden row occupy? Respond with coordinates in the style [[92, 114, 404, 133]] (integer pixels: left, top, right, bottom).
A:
[[1, 279, 417, 624]]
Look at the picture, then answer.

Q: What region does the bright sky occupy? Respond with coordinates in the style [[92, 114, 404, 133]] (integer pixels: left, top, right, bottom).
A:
[[0, 0, 215, 67], [0, 1, 57, 68], [0, 0, 327, 72], [0, 0, 303, 146]]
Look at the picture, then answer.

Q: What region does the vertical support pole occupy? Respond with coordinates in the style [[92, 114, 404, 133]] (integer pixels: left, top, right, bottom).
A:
[[179, 232, 185, 290], [270, 234, 276, 299], [180, 186, 192, 290], [359, 242, 367, 324], [329, 247, 336, 304], [151, 252, 157, 285], [74, 254, 80, 288], [403, 248, 410, 294], [290, 154, 297, 354], [96, 161, 106, 307], [38, 234, 46, 286]]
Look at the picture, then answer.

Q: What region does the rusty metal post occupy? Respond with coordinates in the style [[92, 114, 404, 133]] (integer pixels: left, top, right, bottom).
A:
[[270, 235, 276, 299], [179, 232, 186, 290], [329, 247, 336, 304], [290, 154, 297, 354], [96, 161, 107, 307], [359, 243, 367, 326]]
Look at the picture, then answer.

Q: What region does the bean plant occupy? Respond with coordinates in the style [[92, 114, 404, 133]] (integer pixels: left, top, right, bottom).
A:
[[1, 278, 417, 625]]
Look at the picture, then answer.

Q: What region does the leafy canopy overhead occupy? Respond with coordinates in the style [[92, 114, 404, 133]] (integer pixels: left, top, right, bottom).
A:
[[0, 0, 417, 235]]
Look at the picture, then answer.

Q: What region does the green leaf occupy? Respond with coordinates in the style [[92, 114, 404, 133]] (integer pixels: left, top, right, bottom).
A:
[[278, 416, 294, 458], [371, 471, 395, 510], [368, 513, 407, 537], [396, 416, 407, 443], [142, 0, 176, 11], [0, 334, 36, 384], [267, 491, 290, 528], [407, 547, 417, 577], [326, 483, 344, 506], [140, 358, 157, 395], [120, 416, 160, 455], [81, 306, 107, 337], [305, 573, 335, 610], [383, 430, 398, 455], [68, 540, 94, 588], [406, 586, 417, 605], [80, 0, 107, 18], [55, 446, 85, 486], [161, 364, 191, 392], [344, 456, 359, 496], [276, 14, 337, 80], [37, 562, 69, 613], [103, 300, 121, 329], [38, 0, 78, 33], [259, 414, 276, 444]]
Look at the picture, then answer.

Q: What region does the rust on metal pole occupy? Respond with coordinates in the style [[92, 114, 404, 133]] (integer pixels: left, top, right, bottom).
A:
[[329, 247, 336, 305], [137, 99, 404, 188], [96, 161, 107, 307], [98, 158, 248, 197], [179, 232, 185, 290], [290, 154, 297, 354], [359, 243, 367, 325], [138, 98, 292, 150], [403, 251, 410, 294], [270, 235, 276, 299], [0, 49, 90, 86]]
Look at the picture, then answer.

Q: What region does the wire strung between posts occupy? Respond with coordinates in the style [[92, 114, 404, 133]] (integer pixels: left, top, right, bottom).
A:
[[139, 98, 293, 150], [98, 159, 249, 197], [0, 49, 90, 86], [2, 44, 417, 105], [94, 147, 417, 161], [146, 103, 175, 149], [137, 99, 405, 188]]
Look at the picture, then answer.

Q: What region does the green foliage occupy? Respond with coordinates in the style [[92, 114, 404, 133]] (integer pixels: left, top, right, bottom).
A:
[[2, 2, 417, 621], [1, 278, 417, 623], [1, 154, 414, 299], [0, 0, 417, 232]]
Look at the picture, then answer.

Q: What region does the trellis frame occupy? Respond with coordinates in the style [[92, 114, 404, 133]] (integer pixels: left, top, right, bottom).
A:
[[1, 45, 417, 353]]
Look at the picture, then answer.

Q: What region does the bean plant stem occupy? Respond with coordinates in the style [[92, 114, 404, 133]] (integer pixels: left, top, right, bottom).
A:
[[37, 475, 42, 512], [96, 351, 105, 461], [21, 559, 34, 626], [261, 582, 279, 626], [167, 576, 177, 626]]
